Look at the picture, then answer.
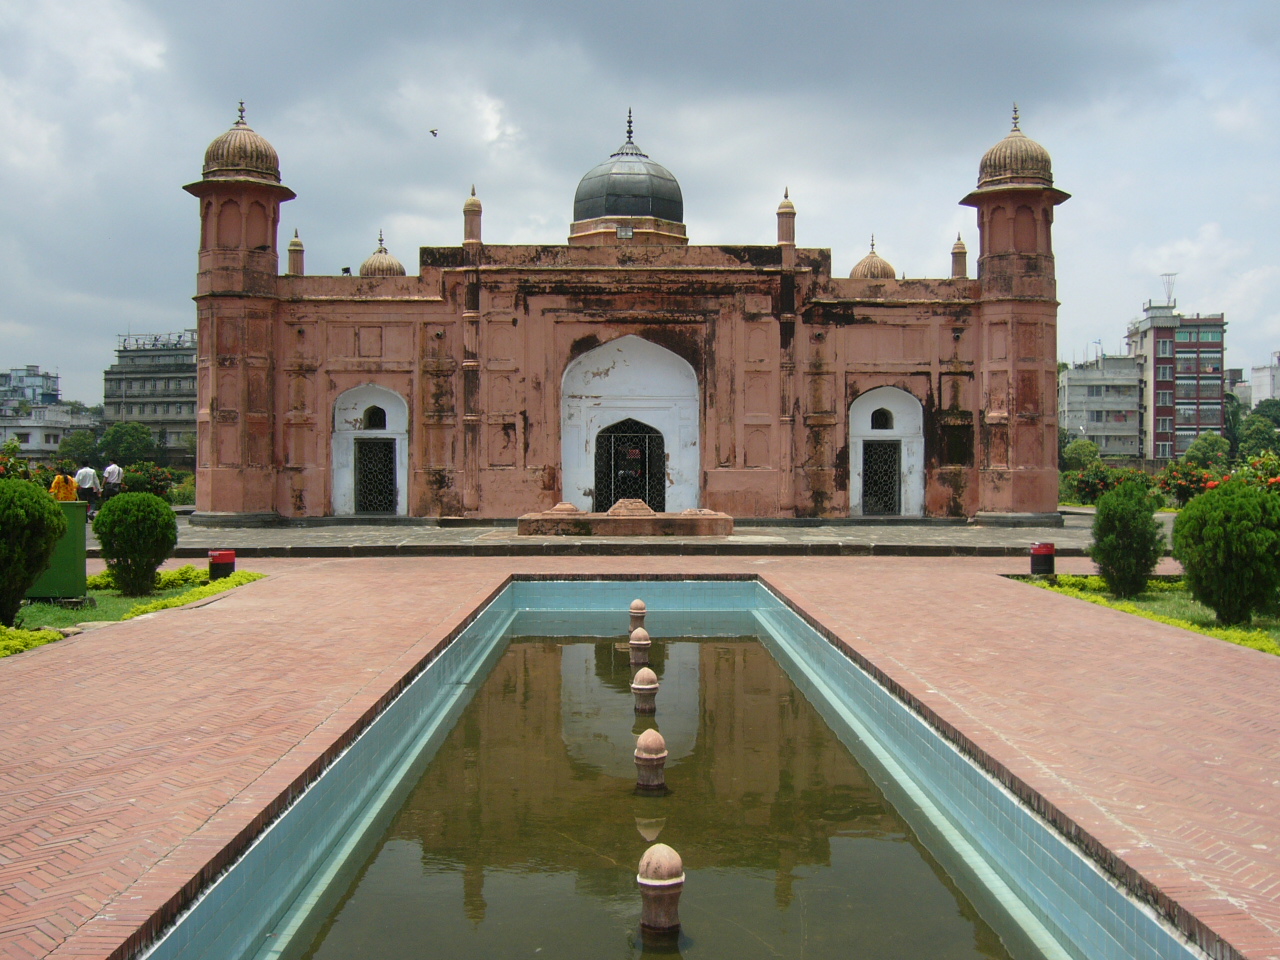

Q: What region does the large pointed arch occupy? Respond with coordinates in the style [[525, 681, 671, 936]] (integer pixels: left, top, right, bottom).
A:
[[560, 335, 700, 511]]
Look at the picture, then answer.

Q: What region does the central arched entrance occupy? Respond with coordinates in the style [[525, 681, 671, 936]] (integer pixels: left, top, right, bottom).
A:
[[561, 335, 700, 512], [332, 384, 409, 516], [593, 418, 666, 512], [848, 386, 925, 517]]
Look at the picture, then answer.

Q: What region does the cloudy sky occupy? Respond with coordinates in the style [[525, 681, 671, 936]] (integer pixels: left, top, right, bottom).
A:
[[1, 0, 1277, 403]]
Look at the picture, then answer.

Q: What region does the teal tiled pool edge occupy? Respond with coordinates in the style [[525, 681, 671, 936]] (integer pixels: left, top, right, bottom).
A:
[[137, 576, 1211, 960]]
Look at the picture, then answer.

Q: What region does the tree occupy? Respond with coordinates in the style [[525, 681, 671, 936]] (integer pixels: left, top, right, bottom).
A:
[[1089, 481, 1165, 598], [1253, 398, 1280, 429], [1174, 481, 1280, 625], [1062, 438, 1100, 471], [58, 430, 99, 467], [0, 480, 68, 627], [1183, 432, 1230, 469], [1239, 415, 1280, 460], [1222, 393, 1244, 459], [99, 421, 156, 467], [92, 493, 177, 596]]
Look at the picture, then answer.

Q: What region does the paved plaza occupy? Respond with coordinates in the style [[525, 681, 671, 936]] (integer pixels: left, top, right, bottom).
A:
[[8, 546, 1271, 960], [83, 508, 1139, 558]]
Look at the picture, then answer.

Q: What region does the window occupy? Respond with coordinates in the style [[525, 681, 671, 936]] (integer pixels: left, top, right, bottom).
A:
[[15, 433, 29, 443], [1198, 380, 1221, 399], [1199, 404, 1221, 425], [1176, 380, 1198, 399], [1199, 351, 1222, 373], [1176, 352, 1198, 373], [1176, 330, 1195, 342], [125, 404, 133, 415], [1088, 410, 1105, 423], [1156, 391, 1173, 406], [1198, 329, 1222, 342], [1086, 385, 1103, 397], [363, 405, 387, 430], [1156, 340, 1174, 357], [163, 403, 171, 414], [44, 433, 57, 444], [1156, 442, 1173, 458], [1157, 365, 1173, 380], [1175, 430, 1197, 453], [1176, 405, 1198, 425], [1157, 417, 1173, 433]]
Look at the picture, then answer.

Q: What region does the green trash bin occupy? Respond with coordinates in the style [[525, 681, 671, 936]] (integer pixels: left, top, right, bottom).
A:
[[26, 500, 88, 600]]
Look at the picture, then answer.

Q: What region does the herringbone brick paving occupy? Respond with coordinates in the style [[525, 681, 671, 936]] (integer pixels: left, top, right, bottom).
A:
[[1, 555, 1276, 959]]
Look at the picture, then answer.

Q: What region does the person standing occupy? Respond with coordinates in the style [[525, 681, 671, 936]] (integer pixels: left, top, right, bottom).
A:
[[74, 462, 101, 518], [102, 459, 123, 502]]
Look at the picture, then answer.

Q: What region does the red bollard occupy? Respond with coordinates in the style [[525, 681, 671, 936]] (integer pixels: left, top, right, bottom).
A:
[[209, 549, 236, 581], [1030, 542, 1055, 576]]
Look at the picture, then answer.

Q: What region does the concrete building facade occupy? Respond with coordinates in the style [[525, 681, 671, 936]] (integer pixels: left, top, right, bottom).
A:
[[1058, 356, 1141, 459], [102, 331, 198, 465], [1251, 354, 1280, 407], [186, 107, 1067, 522], [0, 366, 99, 461], [1125, 301, 1226, 460]]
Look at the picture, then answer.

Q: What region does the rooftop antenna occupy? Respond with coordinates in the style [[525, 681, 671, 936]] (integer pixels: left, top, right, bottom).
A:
[[1161, 272, 1177, 306]]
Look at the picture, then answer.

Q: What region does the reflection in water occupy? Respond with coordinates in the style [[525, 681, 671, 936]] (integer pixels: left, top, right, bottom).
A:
[[295, 639, 1023, 960]]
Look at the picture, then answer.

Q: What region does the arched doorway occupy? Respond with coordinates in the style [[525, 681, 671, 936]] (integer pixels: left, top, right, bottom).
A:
[[848, 386, 924, 517], [561, 336, 700, 512], [593, 418, 665, 512], [332, 384, 409, 516]]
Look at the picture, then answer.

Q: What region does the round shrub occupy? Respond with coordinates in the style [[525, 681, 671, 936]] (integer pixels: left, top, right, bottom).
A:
[[92, 493, 177, 597], [1062, 438, 1100, 471], [0, 479, 68, 627], [1088, 480, 1165, 598], [1173, 481, 1280, 625]]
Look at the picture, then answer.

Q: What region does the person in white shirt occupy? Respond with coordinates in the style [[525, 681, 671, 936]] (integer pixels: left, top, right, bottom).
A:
[[102, 459, 124, 502], [74, 463, 101, 517]]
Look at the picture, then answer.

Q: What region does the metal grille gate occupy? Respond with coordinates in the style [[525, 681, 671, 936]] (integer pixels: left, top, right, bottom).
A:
[[354, 438, 397, 513], [593, 419, 665, 513], [862, 440, 900, 516]]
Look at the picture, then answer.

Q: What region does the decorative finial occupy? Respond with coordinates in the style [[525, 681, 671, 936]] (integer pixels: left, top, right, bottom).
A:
[[377, 229, 387, 252], [870, 233, 876, 253], [294, 228, 299, 238], [626, 108, 634, 143], [784, 186, 789, 200], [237, 101, 246, 126], [1011, 103, 1020, 131], [956, 232, 962, 242], [470, 184, 476, 197]]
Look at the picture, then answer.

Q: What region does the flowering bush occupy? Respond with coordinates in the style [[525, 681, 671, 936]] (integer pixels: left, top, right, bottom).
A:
[[1072, 462, 1156, 505], [1158, 459, 1226, 507], [121, 461, 177, 500]]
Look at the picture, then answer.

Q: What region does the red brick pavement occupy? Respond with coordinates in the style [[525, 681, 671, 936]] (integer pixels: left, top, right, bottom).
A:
[[1, 556, 1275, 960]]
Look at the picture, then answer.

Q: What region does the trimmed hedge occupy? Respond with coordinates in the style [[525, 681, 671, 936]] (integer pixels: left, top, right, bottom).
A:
[[92, 493, 177, 596], [87, 564, 209, 591], [0, 625, 63, 659], [121, 571, 266, 620]]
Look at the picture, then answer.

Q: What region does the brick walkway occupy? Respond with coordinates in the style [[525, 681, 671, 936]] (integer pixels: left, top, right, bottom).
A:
[[3, 554, 1272, 960]]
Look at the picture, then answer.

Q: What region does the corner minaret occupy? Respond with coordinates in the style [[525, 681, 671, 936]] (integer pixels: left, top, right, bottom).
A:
[[287, 229, 305, 275], [961, 106, 1069, 520], [184, 103, 294, 517], [776, 188, 796, 269]]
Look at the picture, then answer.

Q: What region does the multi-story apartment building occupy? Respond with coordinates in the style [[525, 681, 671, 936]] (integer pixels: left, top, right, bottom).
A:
[[1125, 301, 1226, 460], [0, 365, 61, 415], [1251, 353, 1280, 406], [102, 330, 198, 465], [1058, 355, 1141, 459]]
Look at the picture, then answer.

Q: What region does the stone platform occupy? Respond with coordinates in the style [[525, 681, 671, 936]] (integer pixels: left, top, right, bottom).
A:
[[516, 499, 734, 536]]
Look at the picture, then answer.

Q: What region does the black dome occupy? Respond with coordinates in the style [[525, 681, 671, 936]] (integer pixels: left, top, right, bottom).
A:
[[573, 122, 683, 223]]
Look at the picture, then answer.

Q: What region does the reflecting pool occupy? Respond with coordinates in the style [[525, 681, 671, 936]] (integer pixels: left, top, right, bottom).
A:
[[289, 637, 1032, 959]]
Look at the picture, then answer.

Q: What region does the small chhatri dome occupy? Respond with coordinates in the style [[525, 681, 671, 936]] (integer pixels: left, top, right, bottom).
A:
[[777, 187, 795, 215], [288, 229, 304, 251], [203, 102, 281, 183], [635, 729, 667, 757], [638, 843, 685, 883], [951, 233, 966, 253], [463, 184, 482, 214], [574, 110, 683, 223], [977, 104, 1053, 188], [359, 231, 406, 277], [850, 235, 897, 280]]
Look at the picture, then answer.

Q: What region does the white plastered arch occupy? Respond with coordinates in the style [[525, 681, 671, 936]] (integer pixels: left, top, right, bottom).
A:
[[331, 383, 409, 516], [848, 386, 925, 517], [561, 335, 700, 511]]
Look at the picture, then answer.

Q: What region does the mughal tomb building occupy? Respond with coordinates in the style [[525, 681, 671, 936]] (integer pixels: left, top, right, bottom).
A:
[[185, 107, 1067, 522]]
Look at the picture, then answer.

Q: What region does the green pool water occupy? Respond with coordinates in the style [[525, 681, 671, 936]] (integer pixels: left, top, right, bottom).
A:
[[289, 637, 1030, 959]]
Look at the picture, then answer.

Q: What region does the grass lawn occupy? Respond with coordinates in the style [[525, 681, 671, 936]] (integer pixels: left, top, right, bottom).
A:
[[1028, 575, 1280, 657], [21, 585, 202, 631]]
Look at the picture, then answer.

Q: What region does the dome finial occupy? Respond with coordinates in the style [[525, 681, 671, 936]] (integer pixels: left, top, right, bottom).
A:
[[869, 233, 876, 252], [784, 186, 789, 200], [236, 100, 246, 127], [1011, 103, 1020, 131], [470, 183, 476, 197], [626, 108, 634, 143], [377, 229, 386, 252]]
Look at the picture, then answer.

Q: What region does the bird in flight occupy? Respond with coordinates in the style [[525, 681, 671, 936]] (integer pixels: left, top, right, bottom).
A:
[[429, 129, 438, 137]]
